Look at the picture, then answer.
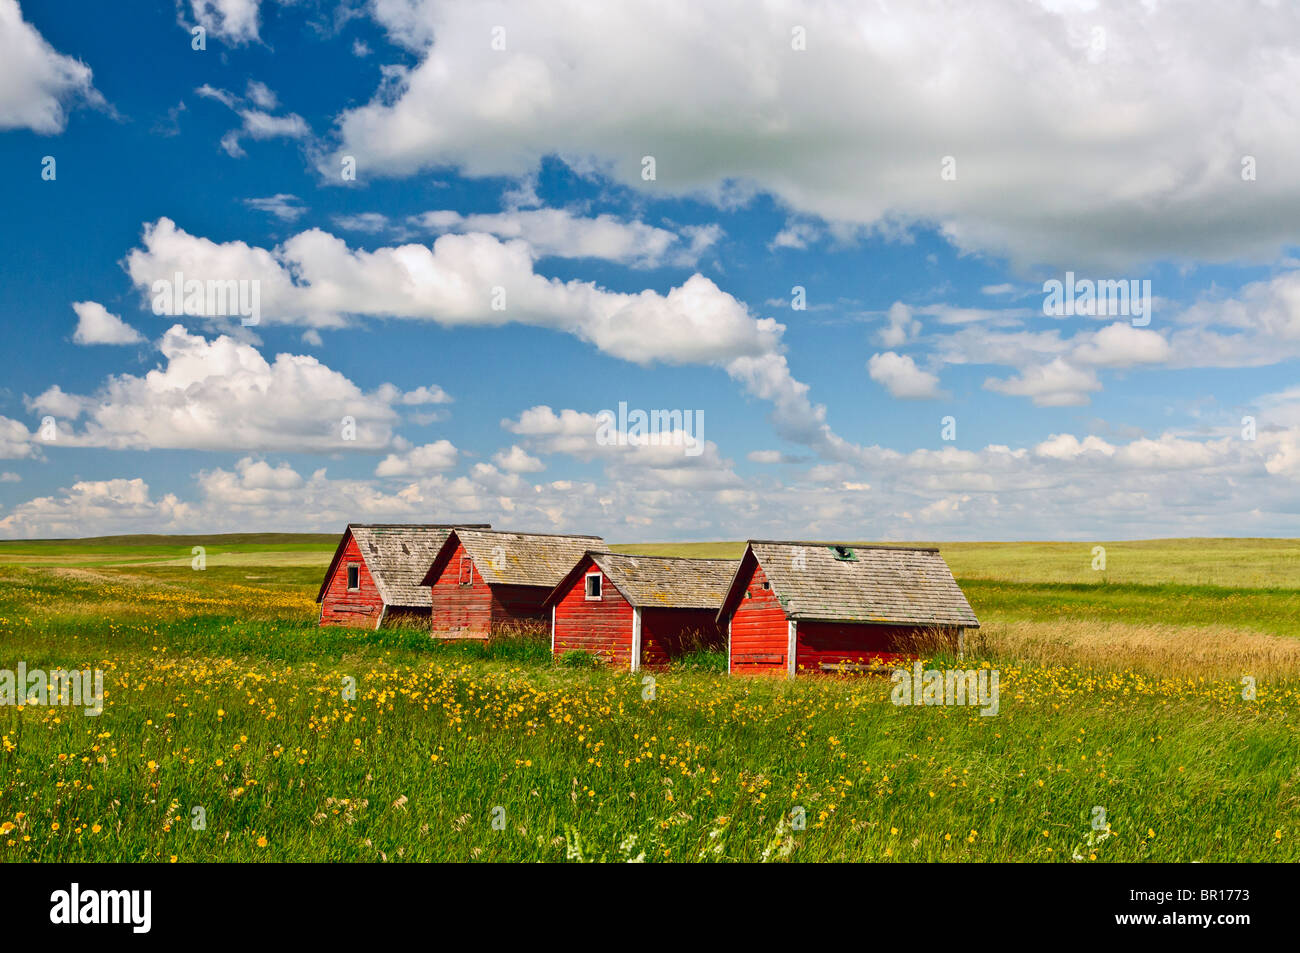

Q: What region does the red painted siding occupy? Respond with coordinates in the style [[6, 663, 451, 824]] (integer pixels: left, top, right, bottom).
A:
[[429, 540, 554, 638], [726, 558, 790, 674], [794, 621, 921, 674], [552, 558, 634, 664], [641, 608, 725, 668], [429, 538, 493, 636], [319, 534, 384, 628]]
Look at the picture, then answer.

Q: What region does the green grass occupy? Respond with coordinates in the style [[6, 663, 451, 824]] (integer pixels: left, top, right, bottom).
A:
[[4, 648, 1295, 862], [0, 532, 339, 550], [0, 534, 339, 568], [1, 535, 1298, 862], [967, 579, 1300, 638]]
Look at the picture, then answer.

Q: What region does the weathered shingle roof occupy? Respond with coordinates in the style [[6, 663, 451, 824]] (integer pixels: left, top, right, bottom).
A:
[[544, 551, 740, 609], [588, 552, 740, 609], [422, 529, 604, 588], [720, 540, 979, 627], [317, 523, 490, 607]]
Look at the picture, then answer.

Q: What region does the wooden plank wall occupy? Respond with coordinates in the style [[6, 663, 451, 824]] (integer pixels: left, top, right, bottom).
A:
[[727, 559, 789, 674], [552, 557, 634, 664], [319, 533, 384, 627]]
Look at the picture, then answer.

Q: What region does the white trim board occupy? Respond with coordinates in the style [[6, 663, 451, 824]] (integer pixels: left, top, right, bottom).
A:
[[630, 607, 642, 673], [786, 620, 798, 679], [726, 617, 732, 675]]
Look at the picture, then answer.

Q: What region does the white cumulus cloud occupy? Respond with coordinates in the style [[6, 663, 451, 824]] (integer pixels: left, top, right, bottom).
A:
[[123, 217, 867, 462], [187, 0, 262, 45], [0, 0, 100, 133], [868, 351, 943, 400], [374, 440, 460, 477], [329, 0, 1300, 269], [984, 358, 1102, 407], [410, 208, 718, 267], [27, 324, 416, 452], [71, 301, 144, 345]]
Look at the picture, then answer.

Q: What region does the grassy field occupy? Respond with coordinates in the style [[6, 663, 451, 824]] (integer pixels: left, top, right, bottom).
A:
[[0, 534, 338, 568], [0, 536, 1297, 862]]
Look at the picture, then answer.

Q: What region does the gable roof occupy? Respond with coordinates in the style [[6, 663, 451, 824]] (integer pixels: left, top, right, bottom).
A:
[[544, 551, 740, 609], [420, 529, 604, 589], [316, 523, 491, 607], [717, 540, 979, 628]]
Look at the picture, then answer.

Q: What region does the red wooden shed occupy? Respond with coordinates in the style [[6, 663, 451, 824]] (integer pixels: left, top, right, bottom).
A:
[[316, 523, 491, 628], [419, 529, 603, 638], [717, 540, 979, 676], [544, 551, 740, 670]]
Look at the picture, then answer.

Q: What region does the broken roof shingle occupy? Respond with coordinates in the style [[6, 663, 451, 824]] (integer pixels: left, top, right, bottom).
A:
[[725, 540, 979, 628]]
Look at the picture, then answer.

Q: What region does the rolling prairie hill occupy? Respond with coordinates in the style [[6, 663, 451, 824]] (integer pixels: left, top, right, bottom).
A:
[[1, 534, 1295, 584], [0, 533, 338, 568]]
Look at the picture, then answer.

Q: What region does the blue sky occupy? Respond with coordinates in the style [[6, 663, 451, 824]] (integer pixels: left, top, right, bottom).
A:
[[1, 0, 1298, 541]]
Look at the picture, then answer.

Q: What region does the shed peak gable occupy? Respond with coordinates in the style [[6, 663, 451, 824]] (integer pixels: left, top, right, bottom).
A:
[[545, 551, 740, 609], [316, 523, 490, 606]]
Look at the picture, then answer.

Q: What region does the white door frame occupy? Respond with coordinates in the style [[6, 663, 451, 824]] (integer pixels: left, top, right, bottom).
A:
[[630, 607, 643, 672], [726, 617, 732, 674], [786, 620, 798, 678]]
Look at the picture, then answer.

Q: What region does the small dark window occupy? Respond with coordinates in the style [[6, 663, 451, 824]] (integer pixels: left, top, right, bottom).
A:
[[346, 564, 360, 590], [830, 545, 857, 562], [585, 573, 602, 600], [762, 581, 771, 589]]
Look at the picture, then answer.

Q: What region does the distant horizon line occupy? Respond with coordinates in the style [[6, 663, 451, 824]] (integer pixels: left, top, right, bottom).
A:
[[0, 532, 1296, 546]]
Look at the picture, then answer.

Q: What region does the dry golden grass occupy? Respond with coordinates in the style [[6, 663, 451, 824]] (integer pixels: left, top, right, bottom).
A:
[[46, 567, 181, 587], [117, 551, 334, 568], [972, 619, 1300, 678]]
